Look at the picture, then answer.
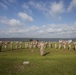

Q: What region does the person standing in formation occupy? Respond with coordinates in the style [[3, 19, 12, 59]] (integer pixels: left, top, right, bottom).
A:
[[0, 41, 2, 52], [68, 44, 71, 50], [63, 41, 66, 50], [59, 40, 62, 49], [59, 43, 62, 49], [10, 41, 13, 50], [33, 43, 36, 48], [16, 41, 18, 49], [29, 42, 32, 49], [37, 42, 40, 48], [48, 42, 52, 48], [25, 42, 28, 48], [20, 42, 22, 49], [55, 43, 57, 49], [63, 44, 66, 49], [74, 42, 76, 50], [45, 42, 48, 48], [4, 41, 7, 49]]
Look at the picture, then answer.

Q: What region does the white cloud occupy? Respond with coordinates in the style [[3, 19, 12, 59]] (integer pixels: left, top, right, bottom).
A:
[[9, 19, 21, 26], [0, 2, 8, 9], [24, 1, 65, 19], [0, 16, 22, 26], [0, 23, 76, 38], [1, 23, 75, 38], [67, 0, 76, 12], [22, 3, 29, 9], [22, 3, 32, 15], [18, 12, 33, 22], [28, 1, 47, 12], [49, 1, 65, 17]]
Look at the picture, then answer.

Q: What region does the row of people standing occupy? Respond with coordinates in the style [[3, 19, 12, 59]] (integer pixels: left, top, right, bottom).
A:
[[54, 43, 76, 50], [0, 41, 76, 52], [0, 41, 41, 52], [39, 41, 76, 56]]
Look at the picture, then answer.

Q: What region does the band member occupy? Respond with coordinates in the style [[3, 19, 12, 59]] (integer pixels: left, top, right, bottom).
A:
[[55, 43, 57, 49], [20, 42, 22, 49], [25, 42, 28, 48], [0, 41, 2, 52], [68, 44, 71, 50], [16, 41, 18, 49]]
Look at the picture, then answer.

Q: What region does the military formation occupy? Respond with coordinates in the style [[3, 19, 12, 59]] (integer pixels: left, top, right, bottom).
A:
[[0, 40, 76, 56]]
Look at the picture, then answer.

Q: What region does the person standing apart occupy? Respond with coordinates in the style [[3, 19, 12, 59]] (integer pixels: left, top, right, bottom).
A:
[[40, 41, 45, 56]]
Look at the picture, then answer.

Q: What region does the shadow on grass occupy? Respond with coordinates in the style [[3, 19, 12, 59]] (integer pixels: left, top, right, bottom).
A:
[[73, 47, 76, 51], [43, 52, 50, 56]]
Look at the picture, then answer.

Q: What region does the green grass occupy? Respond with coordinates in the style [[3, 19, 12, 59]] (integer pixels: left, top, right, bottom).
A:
[[0, 43, 76, 75]]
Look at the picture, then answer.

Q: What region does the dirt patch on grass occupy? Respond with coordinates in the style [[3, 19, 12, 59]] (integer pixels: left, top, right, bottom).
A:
[[15, 64, 25, 72]]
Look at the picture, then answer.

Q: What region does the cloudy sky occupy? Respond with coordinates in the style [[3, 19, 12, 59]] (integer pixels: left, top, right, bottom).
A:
[[0, 0, 76, 38]]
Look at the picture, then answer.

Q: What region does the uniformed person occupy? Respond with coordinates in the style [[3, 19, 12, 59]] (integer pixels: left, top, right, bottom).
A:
[[0, 41, 2, 52], [40, 41, 45, 56]]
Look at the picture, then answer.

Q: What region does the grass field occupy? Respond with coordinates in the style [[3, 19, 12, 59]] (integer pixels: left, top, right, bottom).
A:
[[0, 42, 76, 75]]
